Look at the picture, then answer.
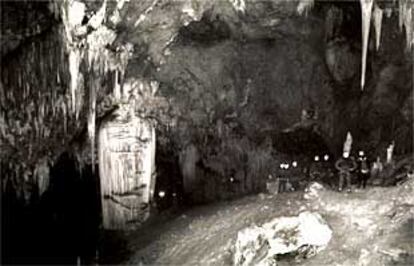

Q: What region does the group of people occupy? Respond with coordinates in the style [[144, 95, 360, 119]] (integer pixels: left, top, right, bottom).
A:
[[268, 140, 400, 194], [334, 150, 371, 192], [308, 149, 385, 193]]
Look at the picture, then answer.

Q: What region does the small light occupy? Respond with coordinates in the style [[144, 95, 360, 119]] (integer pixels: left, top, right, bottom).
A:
[[292, 161, 298, 167], [230, 177, 234, 183], [172, 193, 177, 197], [314, 156, 320, 161], [158, 191, 166, 198], [280, 163, 284, 169], [324, 154, 329, 161], [285, 164, 290, 169], [358, 150, 364, 156]]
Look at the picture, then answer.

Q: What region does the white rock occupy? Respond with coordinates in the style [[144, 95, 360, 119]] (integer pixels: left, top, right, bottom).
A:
[[297, 212, 332, 249], [304, 182, 325, 200], [88, 0, 107, 29], [233, 211, 332, 265], [233, 225, 268, 266], [67, 1, 86, 28]]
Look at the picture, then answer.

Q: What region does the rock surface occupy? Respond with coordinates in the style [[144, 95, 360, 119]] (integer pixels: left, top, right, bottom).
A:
[[233, 211, 332, 266]]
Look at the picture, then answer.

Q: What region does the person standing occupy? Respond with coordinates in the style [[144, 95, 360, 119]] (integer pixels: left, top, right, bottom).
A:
[[309, 155, 322, 181], [335, 151, 357, 192], [335, 131, 356, 192], [356, 150, 370, 189]]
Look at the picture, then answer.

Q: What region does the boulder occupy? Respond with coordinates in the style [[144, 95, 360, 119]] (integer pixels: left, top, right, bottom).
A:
[[303, 182, 325, 200], [233, 211, 332, 266]]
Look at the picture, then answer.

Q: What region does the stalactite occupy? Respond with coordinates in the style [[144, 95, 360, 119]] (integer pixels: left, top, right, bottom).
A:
[[228, 0, 246, 13], [60, 1, 73, 44], [69, 48, 82, 113], [399, 0, 406, 30], [149, 125, 156, 202], [404, 3, 413, 49], [397, 0, 414, 49], [89, 0, 107, 30], [88, 76, 97, 171], [325, 6, 343, 42], [359, 0, 374, 90], [373, 4, 383, 51], [297, 0, 314, 16], [62, 99, 67, 134], [114, 70, 121, 100]]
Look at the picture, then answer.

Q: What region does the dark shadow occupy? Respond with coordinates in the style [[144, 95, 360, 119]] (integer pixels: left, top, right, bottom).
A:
[[154, 140, 185, 211], [1, 152, 101, 265], [273, 127, 331, 157]]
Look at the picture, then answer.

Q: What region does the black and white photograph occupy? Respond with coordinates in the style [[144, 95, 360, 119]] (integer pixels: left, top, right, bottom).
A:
[[1, 0, 413, 265]]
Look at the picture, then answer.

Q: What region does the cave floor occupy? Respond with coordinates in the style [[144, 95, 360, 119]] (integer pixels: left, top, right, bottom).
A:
[[101, 183, 414, 266]]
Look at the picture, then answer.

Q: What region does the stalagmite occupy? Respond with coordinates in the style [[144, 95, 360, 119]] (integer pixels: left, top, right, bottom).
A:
[[34, 158, 50, 196], [179, 143, 200, 196], [343, 131, 353, 155], [98, 111, 156, 229], [359, 0, 374, 90], [386, 141, 395, 164], [373, 4, 383, 51]]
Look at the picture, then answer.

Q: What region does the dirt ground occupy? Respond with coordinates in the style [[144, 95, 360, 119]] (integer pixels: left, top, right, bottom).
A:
[[100, 180, 414, 266]]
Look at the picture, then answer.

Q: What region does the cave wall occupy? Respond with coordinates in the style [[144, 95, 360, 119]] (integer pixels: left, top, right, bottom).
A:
[[149, 10, 334, 203], [150, 3, 413, 203]]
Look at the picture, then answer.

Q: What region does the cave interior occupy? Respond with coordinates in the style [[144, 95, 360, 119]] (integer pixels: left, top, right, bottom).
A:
[[1, 0, 413, 265]]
